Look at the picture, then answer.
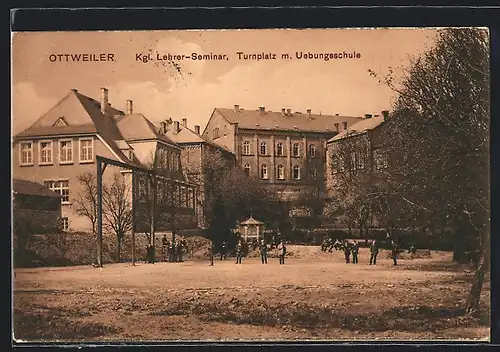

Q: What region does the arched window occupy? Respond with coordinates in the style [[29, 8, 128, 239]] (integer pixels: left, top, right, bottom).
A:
[[308, 144, 316, 158], [244, 163, 251, 176], [260, 141, 268, 155], [243, 141, 251, 155], [292, 143, 300, 157], [261, 164, 268, 179], [277, 164, 285, 180], [309, 165, 317, 179], [293, 165, 300, 180], [276, 142, 284, 156]]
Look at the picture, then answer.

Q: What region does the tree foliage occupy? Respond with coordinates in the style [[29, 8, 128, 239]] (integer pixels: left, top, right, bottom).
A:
[[370, 28, 489, 257], [369, 28, 489, 314]]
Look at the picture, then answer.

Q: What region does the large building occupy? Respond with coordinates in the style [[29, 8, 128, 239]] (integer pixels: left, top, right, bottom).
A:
[[325, 111, 389, 194], [202, 105, 364, 219], [324, 111, 390, 229], [157, 117, 236, 229], [12, 88, 197, 233]]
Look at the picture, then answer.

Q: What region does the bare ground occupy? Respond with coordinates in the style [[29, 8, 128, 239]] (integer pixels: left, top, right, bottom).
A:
[[13, 247, 490, 342]]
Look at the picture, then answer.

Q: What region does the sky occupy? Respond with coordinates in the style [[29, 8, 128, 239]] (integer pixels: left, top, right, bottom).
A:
[[11, 28, 438, 134]]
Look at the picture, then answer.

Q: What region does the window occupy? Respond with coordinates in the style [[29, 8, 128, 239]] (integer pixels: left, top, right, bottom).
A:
[[331, 155, 338, 174], [61, 217, 69, 231], [39, 140, 53, 165], [374, 150, 388, 170], [20, 142, 33, 166], [45, 180, 70, 203], [276, 142, 284, 156], [309, 144, 316, 158], [339, 155, 346, 172], [261, 164, 268, 179], [358, 152, 365, 170], [309, 165, 317, 179], [244, 163, 251, 176], [293, 165, 301, 180], [213, 127, 220, 139], [350, 152, 357, 171], [59, 140, 73, 164], [79, 138, 93, 163], [243, 141, 251, 155], [292, 143, 300, 157], [188, 188, 195, 209], [224, 125, 228, 136], [277, 164, 285, 180], [260, 141, 267, 155]]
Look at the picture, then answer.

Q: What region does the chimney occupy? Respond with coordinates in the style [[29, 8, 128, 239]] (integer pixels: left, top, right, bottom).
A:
[[334, 123, 339, 132], [281, 108, 286, 116], [307, 109, 312, 119], [259, 106, 265, 115], [287, 108, 292, 116], [71, 88, 78, 92], [182, 118, 187, 127], [100, 87, 108, 115], [364, 114, 373, 119], [194, 125, 200, 134], [174, 121, 180, 133], [126, 100, 133, 115], [343, 122, 348, 131], [160, 121, 167, 134], [234, 104, 240, 113], [382, 110, 389, 121]]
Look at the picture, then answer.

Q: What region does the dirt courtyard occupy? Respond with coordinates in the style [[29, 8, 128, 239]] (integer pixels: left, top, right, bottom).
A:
[[13, 247, 490, 342]]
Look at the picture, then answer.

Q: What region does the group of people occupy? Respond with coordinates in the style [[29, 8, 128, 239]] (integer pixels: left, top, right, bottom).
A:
[[160, 235, 187, 262], [212, 238, 288, 265], [322, 237, 402, 266]]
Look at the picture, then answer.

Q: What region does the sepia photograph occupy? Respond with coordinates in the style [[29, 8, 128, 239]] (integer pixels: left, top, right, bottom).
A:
[[11, 28, 490, 342]]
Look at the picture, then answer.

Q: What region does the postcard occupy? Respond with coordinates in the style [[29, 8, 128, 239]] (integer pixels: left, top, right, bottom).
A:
[[11, 28, 490, 343]]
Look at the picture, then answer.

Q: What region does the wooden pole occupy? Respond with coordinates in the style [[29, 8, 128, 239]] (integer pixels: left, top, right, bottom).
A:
[[97, 161, 103, 268], [149, 175, 157, 263], [131, 171, 136, 266]]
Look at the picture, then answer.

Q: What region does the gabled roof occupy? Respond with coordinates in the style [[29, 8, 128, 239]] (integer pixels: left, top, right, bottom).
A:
[[328, 115, 385, 143], [240, 216, 264, 225], [13, 89, 185, 162], [13, 179, 62, 198], [161, 123, 233, 154], [115, 114, 177, 146], [213, 108, 364, 133]]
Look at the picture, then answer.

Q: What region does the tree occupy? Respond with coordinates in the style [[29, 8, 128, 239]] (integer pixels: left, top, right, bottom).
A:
[[102, 172, 133, 263], [369, 28, 489, 314], [73, 172, 99, 235]]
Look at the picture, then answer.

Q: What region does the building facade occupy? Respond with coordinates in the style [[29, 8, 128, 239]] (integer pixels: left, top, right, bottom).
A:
[[157, 117, 236, 229], [12, 88, 197, 234], [202, 105, 364, 225], [324, 111, 390, 229]]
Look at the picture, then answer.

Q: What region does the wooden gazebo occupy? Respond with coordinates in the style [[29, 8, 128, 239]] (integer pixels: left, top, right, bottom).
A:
[[239, 216, 264, 242]]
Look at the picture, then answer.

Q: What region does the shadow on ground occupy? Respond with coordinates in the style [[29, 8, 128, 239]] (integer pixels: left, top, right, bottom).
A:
[[13, 309, 122, 341], [150, 299, 489, 333]]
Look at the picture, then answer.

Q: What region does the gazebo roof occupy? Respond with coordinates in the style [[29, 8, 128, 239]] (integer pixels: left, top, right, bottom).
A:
[[240, 216, 264, 226]]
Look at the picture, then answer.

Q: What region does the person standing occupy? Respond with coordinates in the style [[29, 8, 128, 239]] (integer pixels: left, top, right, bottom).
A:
[[260, 239, 268, 264], [235, 240, 243, 264], [220, 241, 227, 260], [344, 241, 351, 264], [391, 240, 399, 266], [176, 240, 184, 262], [278, 241, 287, 265], [369, 239, 379, 265], [351, 241, 359, 264]]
